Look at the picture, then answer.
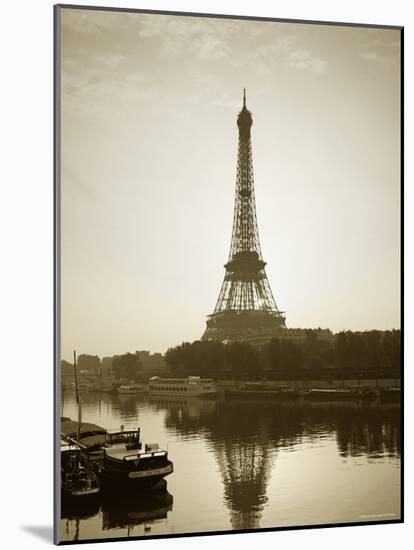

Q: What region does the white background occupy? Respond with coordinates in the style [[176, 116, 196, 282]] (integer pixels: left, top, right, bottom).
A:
[[0, 0, 411, 548]]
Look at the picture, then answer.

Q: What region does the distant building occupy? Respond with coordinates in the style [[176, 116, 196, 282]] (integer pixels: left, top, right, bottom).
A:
[[278, 328, 334, 344], [101, 356, 114, 379], [226, 327, 334, 348]]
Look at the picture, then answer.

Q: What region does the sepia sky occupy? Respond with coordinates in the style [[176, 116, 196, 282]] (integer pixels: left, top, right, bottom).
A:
[[60, 8, 401, 361]]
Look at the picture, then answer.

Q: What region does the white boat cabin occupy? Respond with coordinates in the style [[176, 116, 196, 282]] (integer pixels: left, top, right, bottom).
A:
[[148, 376, 217, 396]]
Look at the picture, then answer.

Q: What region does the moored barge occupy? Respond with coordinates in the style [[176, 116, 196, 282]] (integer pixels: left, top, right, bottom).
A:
[[96, 429, 173, 490], [225, 384, 299, 399]]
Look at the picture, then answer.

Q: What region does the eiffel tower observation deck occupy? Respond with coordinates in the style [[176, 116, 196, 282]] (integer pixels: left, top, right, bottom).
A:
[[202, 91, 286, 345]]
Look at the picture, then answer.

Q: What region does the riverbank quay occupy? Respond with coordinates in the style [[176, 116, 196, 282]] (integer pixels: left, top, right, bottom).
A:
[[61, 377, 401, 400]]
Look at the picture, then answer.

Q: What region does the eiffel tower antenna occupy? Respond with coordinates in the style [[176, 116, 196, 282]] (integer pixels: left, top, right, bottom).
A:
[[202, 91, 286, 345]]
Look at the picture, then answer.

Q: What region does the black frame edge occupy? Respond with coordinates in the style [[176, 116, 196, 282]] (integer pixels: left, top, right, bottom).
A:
[[53, 3, 62, 546]]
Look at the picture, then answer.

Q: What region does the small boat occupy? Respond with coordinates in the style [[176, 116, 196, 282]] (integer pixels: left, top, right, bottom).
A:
[[61, 438, 100, 498], [90, 381, 115, 393], [148, 376, 218, 397], [118, 383, 147, 394], [97, 429, 173, 490]]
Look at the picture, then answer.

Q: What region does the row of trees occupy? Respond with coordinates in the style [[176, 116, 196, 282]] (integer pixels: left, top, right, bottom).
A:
[[165, 330, 401, 380], [165, 340, 260, 379], [335, 330, 400, 374], [61, 330, 401, 381], [61, 353, 143, 380], [112, 353, 143, 380]]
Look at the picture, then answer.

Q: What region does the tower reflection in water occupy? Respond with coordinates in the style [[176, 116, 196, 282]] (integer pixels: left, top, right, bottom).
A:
[[157, 397, 400, 531]]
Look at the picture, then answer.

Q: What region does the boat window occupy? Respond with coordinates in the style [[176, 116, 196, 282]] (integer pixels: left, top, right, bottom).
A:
[[124, 454, 141, 461], [138, 451, 166, 459]]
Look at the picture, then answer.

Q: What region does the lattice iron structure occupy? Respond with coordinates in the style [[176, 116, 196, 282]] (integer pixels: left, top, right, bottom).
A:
[[202, 91, 286, 343]]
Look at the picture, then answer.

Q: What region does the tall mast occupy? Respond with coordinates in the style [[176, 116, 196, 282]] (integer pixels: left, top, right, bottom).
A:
[[73, 350, 82, 441]]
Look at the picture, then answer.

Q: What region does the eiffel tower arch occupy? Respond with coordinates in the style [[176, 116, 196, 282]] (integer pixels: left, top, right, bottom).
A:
[[202, 91, 286, 345]]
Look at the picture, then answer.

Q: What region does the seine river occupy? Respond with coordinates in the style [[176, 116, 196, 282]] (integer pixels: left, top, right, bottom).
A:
[[61, 392, 401, 542]]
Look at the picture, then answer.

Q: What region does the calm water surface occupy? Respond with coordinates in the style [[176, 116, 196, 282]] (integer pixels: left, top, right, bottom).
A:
[[61, 392, 401, 541]]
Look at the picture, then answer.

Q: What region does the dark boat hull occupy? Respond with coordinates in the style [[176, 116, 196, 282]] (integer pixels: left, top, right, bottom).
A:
[[61, 486, 100, 498], [225, 389, 299, 399], [303, 390, 377, 401], [98, 461, 174, 490]]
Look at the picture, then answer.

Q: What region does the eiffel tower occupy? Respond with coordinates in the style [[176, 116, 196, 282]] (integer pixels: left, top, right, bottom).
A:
[[202, 90, 286, 344]]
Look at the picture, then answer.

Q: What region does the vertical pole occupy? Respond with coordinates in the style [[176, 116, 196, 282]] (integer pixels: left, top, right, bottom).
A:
[[74, 350, 82, 441], [73, 350, 79, 404]]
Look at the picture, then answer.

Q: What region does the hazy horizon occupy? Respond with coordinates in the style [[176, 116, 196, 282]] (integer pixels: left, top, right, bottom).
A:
[[60, 9, 401, 361]]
